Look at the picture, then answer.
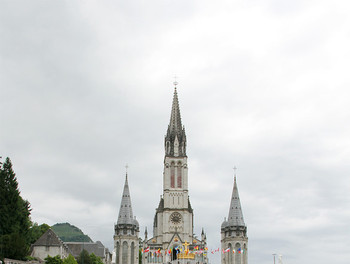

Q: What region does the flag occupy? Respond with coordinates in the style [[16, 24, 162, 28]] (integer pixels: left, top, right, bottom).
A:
[[224, 248, 230, 253], [238, 248, 241, 254], [144, 247, 150, 253]]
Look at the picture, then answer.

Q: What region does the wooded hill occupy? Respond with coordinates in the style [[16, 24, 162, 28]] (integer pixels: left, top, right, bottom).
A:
[[52, 223, 92, 242]]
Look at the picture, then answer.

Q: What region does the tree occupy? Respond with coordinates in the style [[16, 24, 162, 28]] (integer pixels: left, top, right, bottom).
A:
[[63, 254, 78, 264], [89, 253, 103, 264], [45, 255, 63, 264], [139, 248, 142, 264], [0, 157, 32, 260], [28, 223, 50, 245], [77, 250, 91, 264]]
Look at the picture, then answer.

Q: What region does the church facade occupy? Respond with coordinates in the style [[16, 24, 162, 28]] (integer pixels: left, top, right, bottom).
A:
[[114, 85, 248, 264]]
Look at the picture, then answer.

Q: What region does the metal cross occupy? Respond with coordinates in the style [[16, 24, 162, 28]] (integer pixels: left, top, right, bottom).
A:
[[173, 75, 178, 87]]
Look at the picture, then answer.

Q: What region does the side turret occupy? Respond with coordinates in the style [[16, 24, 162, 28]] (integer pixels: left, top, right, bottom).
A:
[[221, 173, 248, 264], [114, 173, 139, 264]]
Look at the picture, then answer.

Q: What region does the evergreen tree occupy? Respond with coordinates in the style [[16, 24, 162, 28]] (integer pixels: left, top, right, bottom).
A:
[[28, 223, 50, 245], [89, 253, 103, 264], [77, 250, 91, 264], [0, 157, 32, 260]]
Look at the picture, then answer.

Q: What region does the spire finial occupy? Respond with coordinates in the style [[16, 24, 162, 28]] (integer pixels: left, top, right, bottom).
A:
[[125, 164, 129, 182], [233, 166, 237, 181], [173, 75, 178, 88]]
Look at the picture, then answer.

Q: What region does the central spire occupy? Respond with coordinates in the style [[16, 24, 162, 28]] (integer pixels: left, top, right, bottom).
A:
[[165, 86, 187, 157], [169, 88, 183, 133]]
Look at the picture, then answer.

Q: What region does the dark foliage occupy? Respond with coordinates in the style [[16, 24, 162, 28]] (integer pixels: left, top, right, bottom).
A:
[[0, 157, 31, 260], [77, 250, 91, 264], [45, 255, 63, 264]]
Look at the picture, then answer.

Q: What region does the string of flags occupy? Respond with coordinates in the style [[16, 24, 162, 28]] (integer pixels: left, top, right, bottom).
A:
[[141, 246, 244, 256]]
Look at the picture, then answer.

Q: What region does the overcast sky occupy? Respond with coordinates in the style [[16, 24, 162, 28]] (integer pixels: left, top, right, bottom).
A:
[[1, 1, 350, 263]]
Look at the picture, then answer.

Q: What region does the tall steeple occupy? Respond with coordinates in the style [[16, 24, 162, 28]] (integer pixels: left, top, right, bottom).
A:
[[114, 171, 139, 264], [117, 174, 135, 225], [227, 175, 245, 227], [221, 171, 248, 264], [144, 83, 207, 264], [165, 88, 187, 157]]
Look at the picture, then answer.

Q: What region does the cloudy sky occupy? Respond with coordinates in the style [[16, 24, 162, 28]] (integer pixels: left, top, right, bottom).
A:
[[1, 0, 350, 263]]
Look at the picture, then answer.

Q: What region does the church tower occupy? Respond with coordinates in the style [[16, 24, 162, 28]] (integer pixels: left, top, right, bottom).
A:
[[221, 173, 248, 264], [144, 85, 207, 264], [114, 173, 139, 264]]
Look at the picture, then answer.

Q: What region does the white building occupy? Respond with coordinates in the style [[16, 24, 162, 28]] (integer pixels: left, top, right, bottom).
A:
[[114, 84, 248, 264]]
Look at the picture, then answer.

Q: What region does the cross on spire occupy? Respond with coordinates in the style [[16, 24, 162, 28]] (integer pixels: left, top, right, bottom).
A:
[[173, 75, 178, 87]]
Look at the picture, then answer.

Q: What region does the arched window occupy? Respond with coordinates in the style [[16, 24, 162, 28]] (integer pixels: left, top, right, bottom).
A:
[[131, 242, 135, 264], [243, 244, 247, 264], [228, 243, 233, 264], [177, 163, 182, 188], [235, 243, 241, 264], [122, 241, 128, 264], [171, 163, 175, 188], [116, 242, 120, 264]]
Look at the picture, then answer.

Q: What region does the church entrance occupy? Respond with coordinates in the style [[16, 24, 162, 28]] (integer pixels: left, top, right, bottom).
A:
[[172, 246, 180, 260]]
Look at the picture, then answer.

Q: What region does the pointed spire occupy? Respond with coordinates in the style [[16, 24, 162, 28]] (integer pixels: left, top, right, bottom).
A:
[[117, 171, 135, 225], [165, 85, 187, 157], [227, 169, 245, 227], [169, 88, 183, 133]]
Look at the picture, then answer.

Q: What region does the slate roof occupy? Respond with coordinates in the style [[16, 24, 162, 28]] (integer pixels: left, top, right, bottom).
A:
[[225, 176, 245, 227], [32, 229, 64, 247], [116, 174, 138, 227], [65, 242, 105, 258]]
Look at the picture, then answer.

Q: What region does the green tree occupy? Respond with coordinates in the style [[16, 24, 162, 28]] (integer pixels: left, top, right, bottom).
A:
[[77, 250, 91, 264], [28, 223, 50, 245], [63, 254, 78, 264], [89, 253, 103, 264], [139, 248, 142, 264], [45, 255, 63, 264], [0, 157, 32, 260]]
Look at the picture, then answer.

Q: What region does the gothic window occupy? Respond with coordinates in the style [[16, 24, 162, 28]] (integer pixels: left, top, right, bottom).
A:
[[122, 241, 128, 264], [235, 243, 241, 264], [177, 164, 182, 188], [243, 244, 247, 264], [131, 242, 135, 264], [116, 242, 120, 264], [171, 163, 175, 188], [228, 243, 233, 264]]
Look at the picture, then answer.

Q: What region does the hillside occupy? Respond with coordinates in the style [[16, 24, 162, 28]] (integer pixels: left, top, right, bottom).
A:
[[52, 223, 92, 242]]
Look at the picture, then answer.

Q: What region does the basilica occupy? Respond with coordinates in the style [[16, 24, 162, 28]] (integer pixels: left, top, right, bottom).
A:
[[113, 85, 248, 264]]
